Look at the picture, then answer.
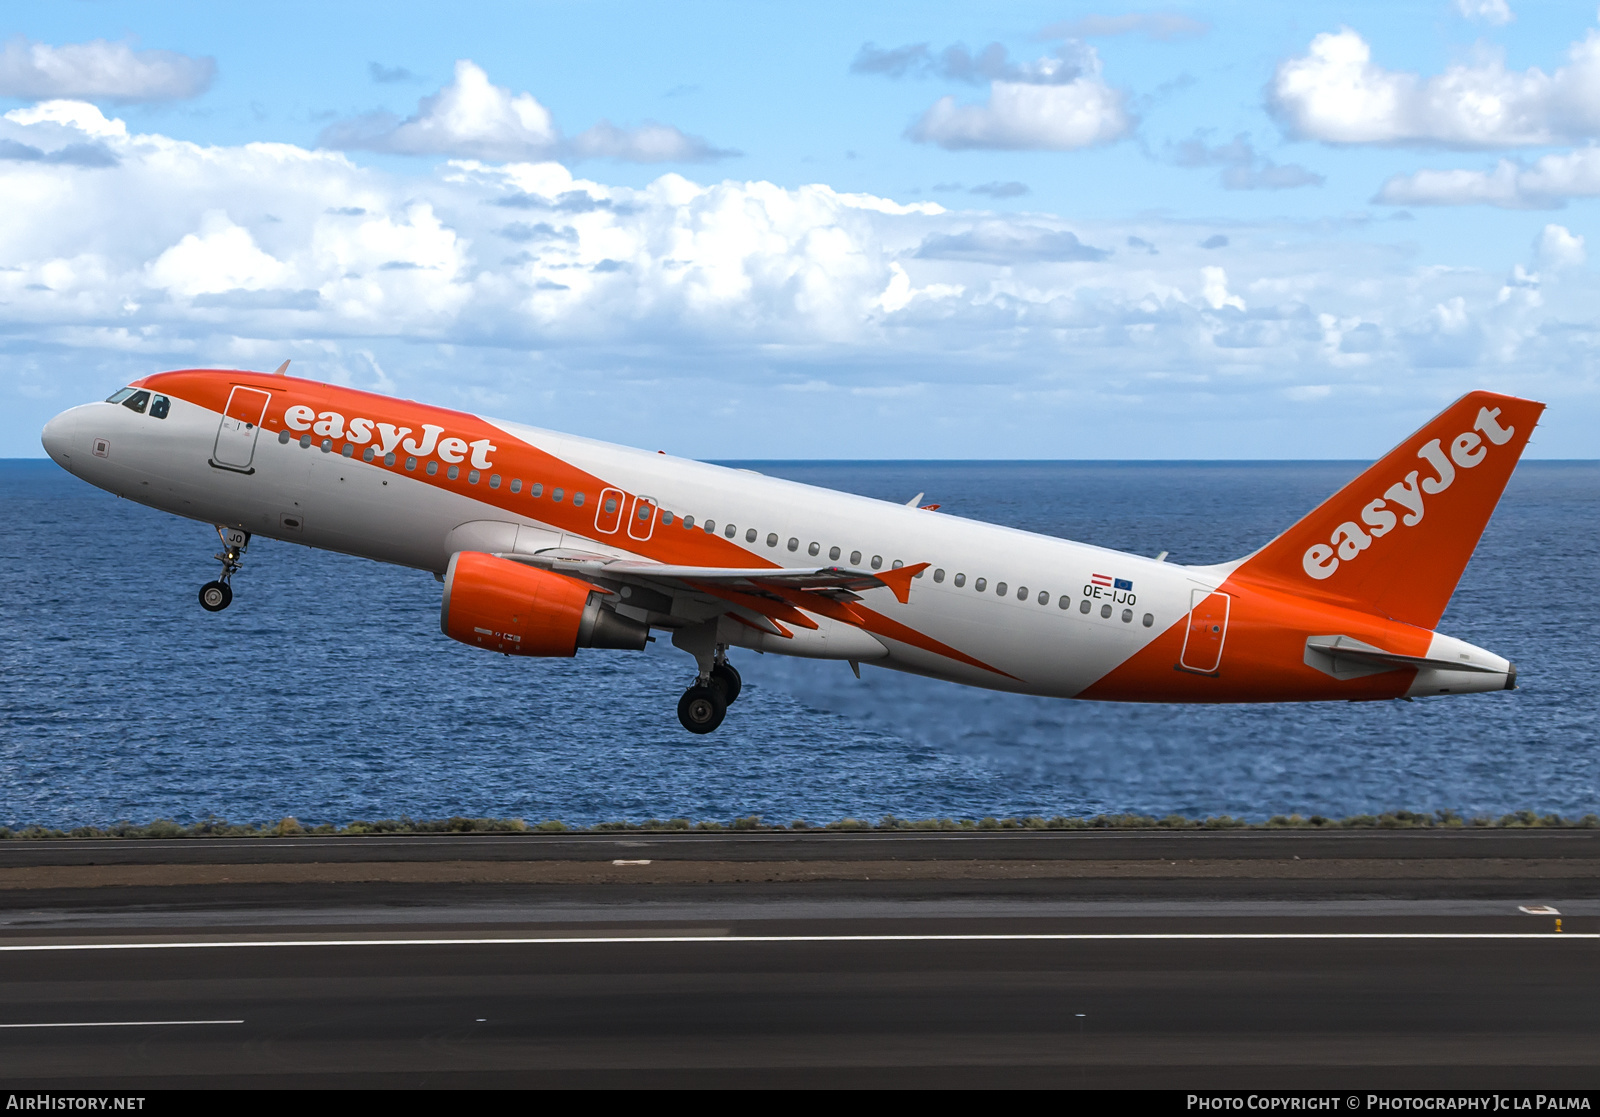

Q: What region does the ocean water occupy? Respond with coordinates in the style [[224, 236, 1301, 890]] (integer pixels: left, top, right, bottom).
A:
[[1, 458, 1595, 829]]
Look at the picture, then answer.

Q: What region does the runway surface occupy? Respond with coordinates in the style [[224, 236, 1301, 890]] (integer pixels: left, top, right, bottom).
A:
[[0, 830, 1595, 1087]]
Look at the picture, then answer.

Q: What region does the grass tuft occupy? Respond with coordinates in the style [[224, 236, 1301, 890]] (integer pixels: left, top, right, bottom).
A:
[[1, 809, 1595, 839]]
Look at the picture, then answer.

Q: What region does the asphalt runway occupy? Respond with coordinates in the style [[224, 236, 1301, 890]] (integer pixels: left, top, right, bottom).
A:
[[0, 831, 1595, 1087]]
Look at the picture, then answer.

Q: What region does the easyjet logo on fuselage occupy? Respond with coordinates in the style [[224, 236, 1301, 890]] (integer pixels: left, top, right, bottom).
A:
[[1301, 406, 1516, 582], [282, 404, 497, 470]]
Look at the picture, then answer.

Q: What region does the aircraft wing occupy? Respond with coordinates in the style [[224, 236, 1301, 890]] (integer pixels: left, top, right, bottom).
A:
[[494, 551, 930, 604]]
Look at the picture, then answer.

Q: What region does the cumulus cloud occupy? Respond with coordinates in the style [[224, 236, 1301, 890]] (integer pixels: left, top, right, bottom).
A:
[[4, 98, 1598, 457], [1170, 132, 1323, 189], [854, 36, 1132, 151], [913, 54, 1131, 150], [1269, 26, 1600, 147], [1536, 223, 1586, 268], [1038, 13, 1210, 41], [1375, 146, 1600, 207], [0, 36, 214, 102], [915, 225, 1110, 264], [321, 60, 736, 163], [1454, 0, 1513, 25]]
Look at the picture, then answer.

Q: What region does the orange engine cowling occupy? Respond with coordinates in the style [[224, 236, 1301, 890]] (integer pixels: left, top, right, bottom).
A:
[[440, 551, 649, 656]]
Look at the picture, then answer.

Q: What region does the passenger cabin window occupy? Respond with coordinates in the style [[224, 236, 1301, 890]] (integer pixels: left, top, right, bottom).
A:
[[1059, 596, 1071, 610], [787, 537, 799, 552], [850, 550, 862, 566], [661, 511, 674, 526], [767, 533, 778, 547], [974, 578, 987, 592], [573, 492, 585, 507], [996, 582, 1008, 596], [891, 559, 903, 569], [447, 465, 460, 480], [510, 479, 522, 493], [954, 573, 966, 587], [426, 461, 438, 475], [530, 483, 543, 497], [829, 546, 841, 561], [933, 569, 945, 583], [870, 555, 882, 570], [122, 390, 150, 414], [745, 528, 757, 543], [553, 488, 564, 502], [1079, 599, 1091, 614], [808, 542, 820, 557], [1037, 591, 1049, 605], [150, 395, 170, 419], [683, 515, 694, 529], [489, 475, 501, 489]]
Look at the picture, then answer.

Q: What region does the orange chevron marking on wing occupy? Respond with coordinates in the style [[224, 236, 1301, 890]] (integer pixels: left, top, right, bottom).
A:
[[726, 612, 794, 639], [764, 586, 1016, 680], [689, 583, 820, 631]]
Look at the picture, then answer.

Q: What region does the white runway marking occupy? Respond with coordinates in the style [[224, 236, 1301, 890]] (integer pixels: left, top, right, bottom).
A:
[[0, 932, 1590, 952], [0, 1019, 243, 1028]]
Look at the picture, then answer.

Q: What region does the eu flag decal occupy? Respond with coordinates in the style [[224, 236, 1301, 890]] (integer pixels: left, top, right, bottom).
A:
[[1113, 578, 1133, 591]]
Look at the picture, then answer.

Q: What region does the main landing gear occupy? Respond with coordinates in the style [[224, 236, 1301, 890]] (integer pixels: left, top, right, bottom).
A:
[[676, 656, 742, 734], [199, 526, 249, 613]]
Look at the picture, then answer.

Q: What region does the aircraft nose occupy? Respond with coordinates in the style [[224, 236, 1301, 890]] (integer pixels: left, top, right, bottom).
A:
[[41, 407, 81, 469]]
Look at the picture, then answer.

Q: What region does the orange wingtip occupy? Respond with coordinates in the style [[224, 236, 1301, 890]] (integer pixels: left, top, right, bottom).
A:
[[873, 562, 931, 604]]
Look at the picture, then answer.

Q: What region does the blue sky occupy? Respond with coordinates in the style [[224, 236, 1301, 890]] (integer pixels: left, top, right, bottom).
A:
[[2, 0, 1597, 457]]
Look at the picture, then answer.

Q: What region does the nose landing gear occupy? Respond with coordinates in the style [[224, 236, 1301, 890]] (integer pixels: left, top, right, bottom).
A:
[[199, 526, 249, 613]]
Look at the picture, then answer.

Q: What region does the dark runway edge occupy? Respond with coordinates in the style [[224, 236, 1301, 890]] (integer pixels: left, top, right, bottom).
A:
[[0, 831, 1594, 1088]]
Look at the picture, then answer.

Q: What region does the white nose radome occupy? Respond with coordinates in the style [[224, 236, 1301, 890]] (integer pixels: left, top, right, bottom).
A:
[[41, 407, 80, 469]]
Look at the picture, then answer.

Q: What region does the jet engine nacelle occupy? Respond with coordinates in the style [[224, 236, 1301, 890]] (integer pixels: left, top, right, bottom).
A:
[[440, 550, 649, 656]]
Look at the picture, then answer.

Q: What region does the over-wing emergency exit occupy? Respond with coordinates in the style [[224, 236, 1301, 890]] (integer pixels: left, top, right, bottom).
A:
[[41, 367, 1542, 732]]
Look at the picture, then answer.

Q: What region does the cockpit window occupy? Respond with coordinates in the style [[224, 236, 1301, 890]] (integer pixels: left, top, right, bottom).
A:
[[121, 390, 150, 415], [105, 387, 136, 404], [150, 395, 170, 420]]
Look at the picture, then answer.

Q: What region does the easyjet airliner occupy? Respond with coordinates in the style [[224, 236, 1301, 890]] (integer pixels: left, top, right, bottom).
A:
[[40, 366, 1539, 733]]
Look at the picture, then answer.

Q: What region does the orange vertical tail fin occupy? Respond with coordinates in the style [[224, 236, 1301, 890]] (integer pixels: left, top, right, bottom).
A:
[[1231, 391, 1544, 629]]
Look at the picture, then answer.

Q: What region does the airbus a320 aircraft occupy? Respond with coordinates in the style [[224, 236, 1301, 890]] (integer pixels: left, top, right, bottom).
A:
[[41, 366, 1541, 733]]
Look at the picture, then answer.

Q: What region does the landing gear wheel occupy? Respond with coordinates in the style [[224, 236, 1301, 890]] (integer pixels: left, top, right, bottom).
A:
[[677, 684, 728, 734], [198, 580, 233, 612], [710, 662, 742, 705]]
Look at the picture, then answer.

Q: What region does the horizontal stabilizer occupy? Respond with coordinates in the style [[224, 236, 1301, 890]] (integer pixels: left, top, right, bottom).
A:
[[1303, 634, 1503, 681]]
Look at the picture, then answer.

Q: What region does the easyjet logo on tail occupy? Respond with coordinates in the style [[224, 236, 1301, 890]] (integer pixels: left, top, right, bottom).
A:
[[282, 404, 497, 470], [1301, 406, 1516, 582]]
